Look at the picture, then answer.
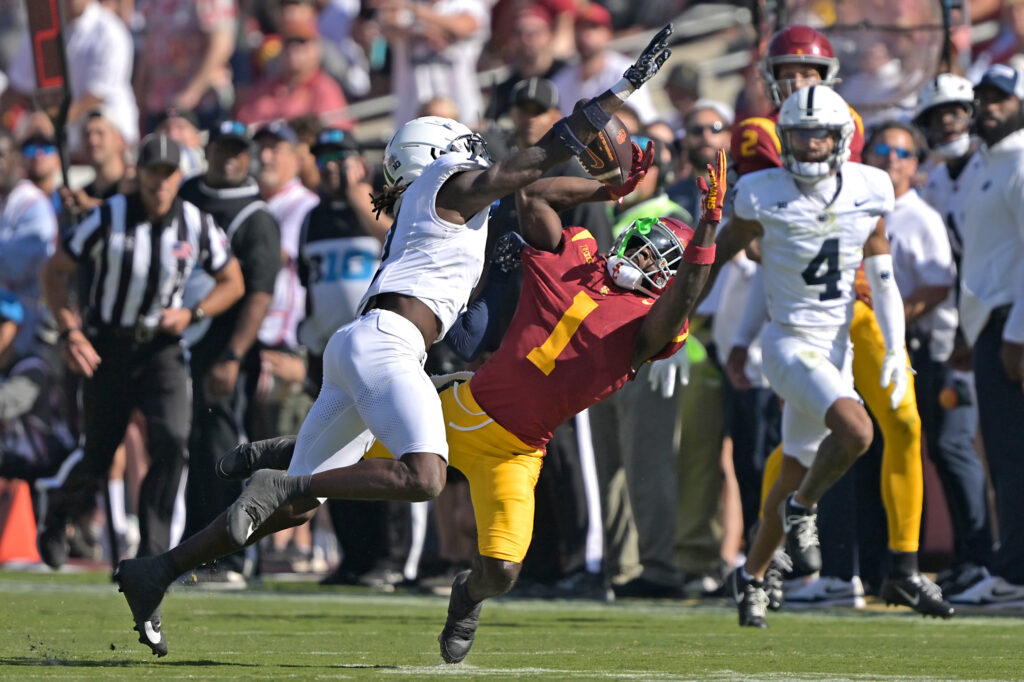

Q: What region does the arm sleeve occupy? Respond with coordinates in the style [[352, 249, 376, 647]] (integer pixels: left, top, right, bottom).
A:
[[442, 267, 514, 362], [864, 253, 906, 354]]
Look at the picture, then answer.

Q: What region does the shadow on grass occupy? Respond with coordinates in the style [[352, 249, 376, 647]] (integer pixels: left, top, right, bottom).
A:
[[0, 656, 258, 667]]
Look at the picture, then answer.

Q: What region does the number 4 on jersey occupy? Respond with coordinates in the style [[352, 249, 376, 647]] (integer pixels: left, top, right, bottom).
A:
[[802, 237, 841, 301]]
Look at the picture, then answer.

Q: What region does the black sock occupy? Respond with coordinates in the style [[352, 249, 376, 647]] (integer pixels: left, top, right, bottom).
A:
[[890, 550, 918, 578]]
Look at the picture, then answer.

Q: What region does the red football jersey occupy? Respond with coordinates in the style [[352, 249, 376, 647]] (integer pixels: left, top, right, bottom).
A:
[[730, 107, 865, 177], [469, 226, 688, 449]]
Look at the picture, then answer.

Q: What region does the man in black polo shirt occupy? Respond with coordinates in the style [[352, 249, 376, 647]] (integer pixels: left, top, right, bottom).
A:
[[178, 119, 281, 584], [38, 134, 244, 568]]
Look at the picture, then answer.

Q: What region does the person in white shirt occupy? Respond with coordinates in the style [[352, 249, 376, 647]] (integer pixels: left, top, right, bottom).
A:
[[912, 75, 995, 598], [551, 3, 659, 126], [6, 0, 138, 153], [251, 120, 320, 439], [707, 86, 952, 627], [952, 64, 1024, 605], [111, 27, 674, 658]]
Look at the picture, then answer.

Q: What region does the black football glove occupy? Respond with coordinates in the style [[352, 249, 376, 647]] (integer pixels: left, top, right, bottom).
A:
[[492, 231, 526, 275], [623, 24, 673, 89]]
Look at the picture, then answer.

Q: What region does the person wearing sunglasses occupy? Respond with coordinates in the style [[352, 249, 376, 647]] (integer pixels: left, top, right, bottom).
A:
[[865, 119, 996, 605], [0, 132, 59, 361]]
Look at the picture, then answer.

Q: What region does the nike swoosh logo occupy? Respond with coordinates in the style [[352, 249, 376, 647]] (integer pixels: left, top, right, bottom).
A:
[[854, 199, 869, 207], [144, 621, 161, 644], [990, 588, 1024, 598], [893, 585, 919, 605], [823, 585, 857, 595]]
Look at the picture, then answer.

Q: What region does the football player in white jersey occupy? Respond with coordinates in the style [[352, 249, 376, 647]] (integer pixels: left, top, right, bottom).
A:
[[707, 85, 913, 628], [112, 26, 674, 657]]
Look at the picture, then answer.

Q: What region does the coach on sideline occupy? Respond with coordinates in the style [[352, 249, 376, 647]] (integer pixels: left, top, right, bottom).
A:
[[37, 134, 244, 569]]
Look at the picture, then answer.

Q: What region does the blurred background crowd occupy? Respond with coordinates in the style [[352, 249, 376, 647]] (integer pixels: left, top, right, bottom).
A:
[[2, 0, 1024, 610]]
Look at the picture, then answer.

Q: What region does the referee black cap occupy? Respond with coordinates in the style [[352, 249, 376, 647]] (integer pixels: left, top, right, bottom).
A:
[[137, 133, 182, 170], [311, 128, 358, 155]]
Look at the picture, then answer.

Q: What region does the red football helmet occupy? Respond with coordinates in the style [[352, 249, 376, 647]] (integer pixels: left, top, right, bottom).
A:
[[760, 25, 840, 107]]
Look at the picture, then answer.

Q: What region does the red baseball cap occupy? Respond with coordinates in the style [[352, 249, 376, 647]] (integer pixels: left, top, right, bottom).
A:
[[577, 3, 612, 30]]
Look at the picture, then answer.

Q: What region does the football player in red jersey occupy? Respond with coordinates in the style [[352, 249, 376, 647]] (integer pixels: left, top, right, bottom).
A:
[[732, 25, 865, 176], [202, 147, 727, 663], [724, 25, 933, 618]]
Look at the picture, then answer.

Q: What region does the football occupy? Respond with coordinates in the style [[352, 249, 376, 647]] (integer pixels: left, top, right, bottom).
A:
[[579, 114, 633, 185]]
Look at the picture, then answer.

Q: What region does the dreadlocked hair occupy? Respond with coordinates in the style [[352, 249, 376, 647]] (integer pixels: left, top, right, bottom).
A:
[[372, 184, 408, 219]]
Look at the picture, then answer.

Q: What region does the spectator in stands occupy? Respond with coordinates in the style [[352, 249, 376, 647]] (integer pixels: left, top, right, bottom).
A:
[[61, 108, 129, 215], [251, 121, 319, 439], [485, 4, 567, 122], [668, 100, 733, 223], [282, 0, 371, 100], [153, 108, 206, 179], [178, 119, 280, 586], [236, 16, 350, 128], [663, 63, 701, 134], [378, 0, 491, 128], [4, 0, 138, 152], [136, 0, 237, 132], [551, 3, 659, 125], [968, 0, 1024, 82], [0, 132, 59, 359]]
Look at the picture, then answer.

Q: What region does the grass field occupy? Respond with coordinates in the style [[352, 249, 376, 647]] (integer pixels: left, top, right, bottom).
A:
[[2, 569, 1023, 680]]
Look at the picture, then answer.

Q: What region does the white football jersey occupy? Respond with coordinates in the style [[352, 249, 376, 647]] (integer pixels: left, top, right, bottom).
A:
[[919, 151, 982, 259], [734, 163, 894, 328], [358, 153, 490, 341]]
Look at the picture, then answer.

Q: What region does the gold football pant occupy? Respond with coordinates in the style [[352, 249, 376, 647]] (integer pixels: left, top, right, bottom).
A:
[[760, 301, 923, 553], [367, 381, 544, 563]]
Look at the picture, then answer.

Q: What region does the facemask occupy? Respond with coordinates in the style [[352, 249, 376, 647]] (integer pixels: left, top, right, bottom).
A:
[[933, 134, 970, 160]]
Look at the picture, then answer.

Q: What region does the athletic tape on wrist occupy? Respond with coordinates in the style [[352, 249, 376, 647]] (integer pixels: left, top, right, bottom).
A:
[[553, 118, 587, 156], [610, 78, 635, 102], [581, 98, 612, 130], [683, 242, 716, 265]]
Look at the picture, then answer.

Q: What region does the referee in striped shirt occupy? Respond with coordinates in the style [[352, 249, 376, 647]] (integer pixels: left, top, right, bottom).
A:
[[38, 134, 245, 568]]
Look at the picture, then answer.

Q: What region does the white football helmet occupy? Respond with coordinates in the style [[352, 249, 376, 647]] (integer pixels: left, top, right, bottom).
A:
[[913, 74, 974, 159], [777, 85, 854, 180], [382, 116, 490, 188]]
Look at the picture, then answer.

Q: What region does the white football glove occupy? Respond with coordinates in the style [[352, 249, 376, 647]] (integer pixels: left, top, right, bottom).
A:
[[647, 352, 690, 399], [880, 350, 908, 411]]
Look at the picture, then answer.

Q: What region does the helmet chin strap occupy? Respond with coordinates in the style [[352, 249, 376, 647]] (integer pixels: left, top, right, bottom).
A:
[[606, 256, 658, 296]]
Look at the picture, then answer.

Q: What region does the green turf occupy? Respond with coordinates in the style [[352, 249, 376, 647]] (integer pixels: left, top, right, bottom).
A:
[[1, 569, 1022, 680]]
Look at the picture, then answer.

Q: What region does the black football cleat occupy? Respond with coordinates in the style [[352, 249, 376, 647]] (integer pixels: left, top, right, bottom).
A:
[[763, 549, 793, 611], [779, 494, 821, 576], [36, 522, 69, 571], [727, 568, 769, 628], [114, 557, 172, 656], [216, 435, 297, 480], [438, 570, 483, 663], [881, 573, 955, 619]]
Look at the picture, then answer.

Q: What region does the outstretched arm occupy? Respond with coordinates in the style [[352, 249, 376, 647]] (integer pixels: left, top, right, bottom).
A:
[[437, 25, 673, 223], [633, 150, 727, 366]]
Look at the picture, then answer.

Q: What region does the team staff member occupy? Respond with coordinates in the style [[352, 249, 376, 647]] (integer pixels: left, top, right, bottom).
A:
[[178, 119, 281, 584], [37, 135, 244, 568], [726, 25, 929, 613]]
